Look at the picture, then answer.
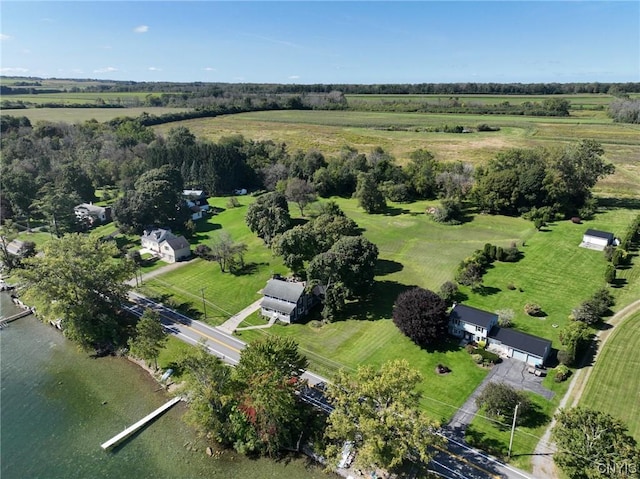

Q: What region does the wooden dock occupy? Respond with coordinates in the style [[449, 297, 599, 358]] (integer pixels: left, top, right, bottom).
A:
[[101, 396, 182, 450], [0, 309, 32, 328]]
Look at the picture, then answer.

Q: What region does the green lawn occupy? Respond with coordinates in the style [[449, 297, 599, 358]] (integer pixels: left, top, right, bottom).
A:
[[465, 391, 558, 471], [138, 197, 288, 325], [239, 323, 488, 424], [460, 207, 640, 348], [580, 311, 640, 442]]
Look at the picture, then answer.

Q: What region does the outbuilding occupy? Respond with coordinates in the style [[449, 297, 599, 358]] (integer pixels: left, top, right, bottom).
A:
[[580, 229, 615, 251]]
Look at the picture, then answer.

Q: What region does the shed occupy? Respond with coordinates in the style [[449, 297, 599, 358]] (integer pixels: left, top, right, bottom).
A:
[[580, 229, 614, 251]]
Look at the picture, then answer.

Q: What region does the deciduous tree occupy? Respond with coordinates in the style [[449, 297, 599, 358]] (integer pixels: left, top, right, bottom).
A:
[[17, 234, 134, 350], [354, 172, 386, 213], [552, 407, 640, 479], [475, 382, 531, 426], [324, 359, 444, 471], [128, 308, 167, 370], [285, 178, 317, 216], [245, 192, 292, 245], [392, 288, 448, 345]]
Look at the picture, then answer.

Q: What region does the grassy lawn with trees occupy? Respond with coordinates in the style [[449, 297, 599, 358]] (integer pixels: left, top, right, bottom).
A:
[[580, 310, 640, 442]]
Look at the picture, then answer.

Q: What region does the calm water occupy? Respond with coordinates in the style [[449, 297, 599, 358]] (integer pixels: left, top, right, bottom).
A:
[[0, 293, 331, 479]]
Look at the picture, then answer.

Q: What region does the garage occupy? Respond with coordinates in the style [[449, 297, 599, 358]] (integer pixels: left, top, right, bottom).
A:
[[489, 326, 552, 367], [580, 229, 615, 251]]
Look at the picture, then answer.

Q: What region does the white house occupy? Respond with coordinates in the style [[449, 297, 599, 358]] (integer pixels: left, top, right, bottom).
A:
[[449, 303, 552, 366], [580, 229, 615, 251], [448, 304, 498, 343], [74, 203, 112, 227], [260, 278, 315, 324], [141, 228, 191, 263], [183, 190, 210, 215]]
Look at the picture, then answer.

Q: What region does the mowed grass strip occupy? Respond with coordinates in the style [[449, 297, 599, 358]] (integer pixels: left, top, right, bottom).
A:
[[580, 311, 640, 441]]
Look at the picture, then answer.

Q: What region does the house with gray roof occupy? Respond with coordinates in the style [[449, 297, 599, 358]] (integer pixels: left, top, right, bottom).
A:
[[141, 228, 191, 263], [260, 277, 315, 323], [449, 303, 552, 366], [74, 203, 112, 228], [449, 303, 498, 343]]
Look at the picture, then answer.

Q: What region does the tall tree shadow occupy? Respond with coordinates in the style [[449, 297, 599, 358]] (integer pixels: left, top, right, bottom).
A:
[[375, 259, 404, 276]]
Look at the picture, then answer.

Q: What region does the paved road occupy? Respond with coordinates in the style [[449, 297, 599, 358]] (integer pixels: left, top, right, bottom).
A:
[[127, 292, 325, 385], [126, 292, 533, 479]]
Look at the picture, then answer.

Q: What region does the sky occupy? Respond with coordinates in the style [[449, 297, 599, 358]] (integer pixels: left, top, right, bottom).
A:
[[1, 1, 638, 84]]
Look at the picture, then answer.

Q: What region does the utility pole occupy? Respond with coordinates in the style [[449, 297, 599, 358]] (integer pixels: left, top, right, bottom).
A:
[[508, 403, 519, 458], [200, 287, 207, 320]]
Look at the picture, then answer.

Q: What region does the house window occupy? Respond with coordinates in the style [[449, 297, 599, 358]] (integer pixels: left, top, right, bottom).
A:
[[475, 326, 484, 333]]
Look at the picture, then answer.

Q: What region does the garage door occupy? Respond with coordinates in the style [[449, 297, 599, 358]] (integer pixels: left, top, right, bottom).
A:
[[526, 355, 542, 366], [512, 350, 528, 362]]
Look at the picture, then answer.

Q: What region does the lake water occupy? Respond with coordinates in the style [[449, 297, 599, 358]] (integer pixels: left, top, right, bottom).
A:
[[0, 293, 331, 479]]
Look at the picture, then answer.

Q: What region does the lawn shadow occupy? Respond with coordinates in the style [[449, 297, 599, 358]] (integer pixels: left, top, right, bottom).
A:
[[610, 278, 628, 288], [519, 402, 550, 429], [598, 197, 640, 210], [196, 222, 223, 234], [383, 205, 412, 216], [375, 259, 404, 276], [231, 261, 267, 276], [423, 337, 464, 354], [477, 285, 501, 296], [465, 427, 507, 459], [339, 280, 416, 321]]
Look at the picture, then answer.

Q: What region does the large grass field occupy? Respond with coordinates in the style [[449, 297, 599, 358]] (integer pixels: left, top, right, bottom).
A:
[[151, 109, 640, 197], [580, 311, 640, 442]]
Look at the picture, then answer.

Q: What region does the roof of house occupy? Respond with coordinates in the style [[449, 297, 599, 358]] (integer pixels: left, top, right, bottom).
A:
[[488, 326, 551, 358], [260, 297, 298, 315], [263, 278, 305, 304], [449, 304, 497, 330], [183, 189, 206, 197], [75, 203, 108, 214], [165, 236, 190, 251], [6, 239, 25, 256], [584, 229, 614, 241], [142, 228, 175, 244]]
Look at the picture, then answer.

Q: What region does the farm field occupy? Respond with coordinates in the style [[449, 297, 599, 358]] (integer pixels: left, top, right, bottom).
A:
[[1, 91, 157, 104], [152, 109, 640, 197], [580, 310, 640, 442], [0, 107, 192, 123]]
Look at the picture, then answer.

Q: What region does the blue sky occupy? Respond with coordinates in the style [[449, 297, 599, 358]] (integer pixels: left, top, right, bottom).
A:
[[1, 1, 638, 83]]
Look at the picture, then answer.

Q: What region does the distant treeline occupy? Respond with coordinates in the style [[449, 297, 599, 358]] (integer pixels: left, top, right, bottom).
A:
[[3, 77, 640, 95]]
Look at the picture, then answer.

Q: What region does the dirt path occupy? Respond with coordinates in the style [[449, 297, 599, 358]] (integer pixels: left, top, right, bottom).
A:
[[531, 298, 640, 479]]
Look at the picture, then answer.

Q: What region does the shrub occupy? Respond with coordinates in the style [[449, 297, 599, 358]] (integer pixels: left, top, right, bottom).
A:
[[472, 353, 484, 364], [506, 283, 516, 290], [605, 264, 616, 284], [438, 281, 459, 305], [496, 308, 515, 327], [477, 340, 487, 349], [502, 246, 521, 262], [611, 248, 626, 267], [571, 217, 581, 224], [557, 349, 575, 366], [603, 245, 615, 262], [554, 365, 571, 382], [226, 196, 240, 208], [524, 303, 542, 316], [465, 343, 476, 354]]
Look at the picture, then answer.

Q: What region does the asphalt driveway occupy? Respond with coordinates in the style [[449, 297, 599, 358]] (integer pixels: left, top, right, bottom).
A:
[[447, 358, 554, 435]]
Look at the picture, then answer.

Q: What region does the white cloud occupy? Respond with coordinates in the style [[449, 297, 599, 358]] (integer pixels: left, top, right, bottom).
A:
[[93, 66, 118, 73], [133, 25, 149, 33], [203, 67, 216, 72], [288, 75, 300, 80], [0, 34, 12, 41], [0, 67, 29, 74], [148, 67, 162, 71]]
